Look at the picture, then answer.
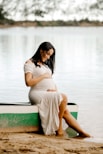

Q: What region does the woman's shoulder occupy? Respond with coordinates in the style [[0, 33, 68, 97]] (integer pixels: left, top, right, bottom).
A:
[[24, 59, 35, 66], [24, 59, 36, 68], [24, 59, 35, 73], [25, 59, 33, 64]]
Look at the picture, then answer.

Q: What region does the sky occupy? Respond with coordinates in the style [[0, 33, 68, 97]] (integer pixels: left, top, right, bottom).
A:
[[73, 0, 97, 4], [62, 0, 97, 7]]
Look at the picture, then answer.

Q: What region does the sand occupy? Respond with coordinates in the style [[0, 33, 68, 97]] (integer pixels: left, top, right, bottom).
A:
[[0, 132, 103, 154]]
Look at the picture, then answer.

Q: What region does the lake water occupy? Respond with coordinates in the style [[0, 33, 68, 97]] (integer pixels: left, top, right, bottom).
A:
[[0, 27, 103, 143]]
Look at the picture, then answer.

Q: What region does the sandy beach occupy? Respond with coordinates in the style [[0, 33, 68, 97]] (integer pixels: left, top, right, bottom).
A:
[[0, 132, 103, 154]]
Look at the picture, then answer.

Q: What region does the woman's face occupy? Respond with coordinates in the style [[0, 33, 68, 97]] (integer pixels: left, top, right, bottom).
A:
[[40, 48, 54, 62]]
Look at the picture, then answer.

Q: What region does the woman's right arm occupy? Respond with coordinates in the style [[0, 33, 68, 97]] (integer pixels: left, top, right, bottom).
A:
[[25, 72, 51, 87]]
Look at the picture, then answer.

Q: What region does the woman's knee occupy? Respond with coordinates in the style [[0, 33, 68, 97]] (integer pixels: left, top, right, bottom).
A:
[[64, 109, 70, 115], [63, 109, 71, 118]]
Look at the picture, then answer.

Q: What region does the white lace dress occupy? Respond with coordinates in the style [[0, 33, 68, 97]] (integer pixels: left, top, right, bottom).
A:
[[24, 62, 65, 135]]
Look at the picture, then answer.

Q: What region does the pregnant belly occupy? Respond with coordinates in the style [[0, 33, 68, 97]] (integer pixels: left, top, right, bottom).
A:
[[31, 78, 56, 91]]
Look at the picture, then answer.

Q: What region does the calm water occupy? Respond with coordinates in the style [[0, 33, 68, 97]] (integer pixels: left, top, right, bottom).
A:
[[0, 27, 103, 143]]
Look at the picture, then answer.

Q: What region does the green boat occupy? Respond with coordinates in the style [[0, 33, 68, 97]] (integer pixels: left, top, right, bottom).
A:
[[0, 102, 78, 137]]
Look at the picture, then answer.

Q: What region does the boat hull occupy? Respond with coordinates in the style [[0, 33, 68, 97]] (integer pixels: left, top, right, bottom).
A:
[[0, 103, 78, 136]]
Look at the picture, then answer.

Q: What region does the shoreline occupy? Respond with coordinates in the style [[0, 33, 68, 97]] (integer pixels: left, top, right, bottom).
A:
[[0, 132, 103, 154], [0, 20, 103, 28]]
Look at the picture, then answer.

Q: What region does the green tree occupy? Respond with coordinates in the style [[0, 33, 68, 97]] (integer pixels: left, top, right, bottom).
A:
[[28, 0, 46, 21], [44, 0, 62, 20], [0, 0, 63, 21], [0, 0, 9, 20], [0, 6, 5, 19]]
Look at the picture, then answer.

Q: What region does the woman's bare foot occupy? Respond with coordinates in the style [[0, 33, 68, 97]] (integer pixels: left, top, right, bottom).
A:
[[78, 132, 91, 138], [56, 130, 64, 136]]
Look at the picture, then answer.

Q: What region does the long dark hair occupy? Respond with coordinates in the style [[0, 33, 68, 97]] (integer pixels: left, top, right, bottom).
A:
[[31, 42, 55, 74]]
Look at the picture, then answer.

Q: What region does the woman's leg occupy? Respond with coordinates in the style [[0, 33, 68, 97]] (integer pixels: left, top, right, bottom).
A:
[[57, 94, 67, 136], [63, 109, 90, 137]]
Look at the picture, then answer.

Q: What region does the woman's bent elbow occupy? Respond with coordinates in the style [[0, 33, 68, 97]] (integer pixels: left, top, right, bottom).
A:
[[25, 82, 29, 87], [25, 81, 31, 87], [25, 80, 35, 87]]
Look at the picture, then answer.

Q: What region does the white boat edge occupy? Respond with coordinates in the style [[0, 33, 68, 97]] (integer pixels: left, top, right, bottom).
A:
[[0, 103, 78, 113]]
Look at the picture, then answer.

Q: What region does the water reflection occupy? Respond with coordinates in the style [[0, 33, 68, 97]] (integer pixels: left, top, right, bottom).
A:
[[0, 27, 103, 104]]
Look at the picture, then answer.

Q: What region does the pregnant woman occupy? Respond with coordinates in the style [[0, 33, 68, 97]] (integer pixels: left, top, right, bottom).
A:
[[24, 41, 90, 137]]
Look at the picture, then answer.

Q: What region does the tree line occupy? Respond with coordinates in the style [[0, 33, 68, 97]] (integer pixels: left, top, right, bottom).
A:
[[0, 0, 103, 23]]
